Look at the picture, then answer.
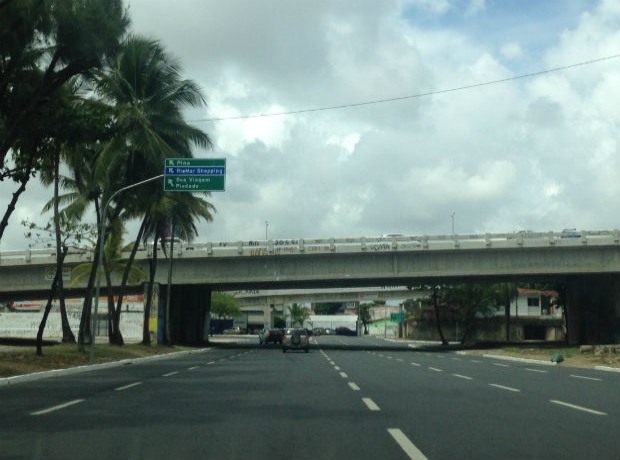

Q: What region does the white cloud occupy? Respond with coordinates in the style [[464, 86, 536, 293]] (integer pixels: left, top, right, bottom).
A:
[[1, 0, 619, 251]]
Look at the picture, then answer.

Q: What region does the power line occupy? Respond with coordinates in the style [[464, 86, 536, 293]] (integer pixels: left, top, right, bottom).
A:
[[191, 54, 620, 123]]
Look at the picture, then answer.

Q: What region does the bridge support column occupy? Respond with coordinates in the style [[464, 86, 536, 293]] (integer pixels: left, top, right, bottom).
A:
[[565, 275, 620, 345], [169, 285, 212, 345]]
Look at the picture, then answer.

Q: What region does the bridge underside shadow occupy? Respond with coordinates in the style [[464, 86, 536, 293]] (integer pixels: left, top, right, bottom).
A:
[[164, 274, 620, 346], [167, 285, 211, 345], [566, 274, 620, 344]]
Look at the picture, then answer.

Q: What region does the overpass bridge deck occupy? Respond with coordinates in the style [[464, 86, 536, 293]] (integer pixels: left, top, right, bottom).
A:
[[1, 230, 619, 267]]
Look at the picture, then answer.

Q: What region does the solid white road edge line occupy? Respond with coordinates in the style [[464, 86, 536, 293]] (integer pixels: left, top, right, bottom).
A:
[[388, 428, 430, 460], [31, 399, 84, 416]]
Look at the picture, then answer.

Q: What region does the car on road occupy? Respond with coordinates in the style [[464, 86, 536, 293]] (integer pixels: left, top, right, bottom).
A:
[[282, 328, 309, 353], [259, 328, 284, 345], [222, 326, 242, 334]]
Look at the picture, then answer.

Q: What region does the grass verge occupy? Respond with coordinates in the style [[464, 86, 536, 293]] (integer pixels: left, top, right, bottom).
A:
[[0, 342, 195, 378]]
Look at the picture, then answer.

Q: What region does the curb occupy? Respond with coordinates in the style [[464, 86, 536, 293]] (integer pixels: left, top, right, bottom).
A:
[[0, 348, 210, 387], [479, 353, 620, 373], [481, 353, 557, 366], [594, 365, 620, 373]]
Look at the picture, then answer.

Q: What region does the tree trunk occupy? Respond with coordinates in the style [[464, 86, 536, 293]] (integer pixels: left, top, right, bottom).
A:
[[0, 154, 34, 244], [52, 150, 76, 344], [142, 231, 160, 345], [432, 286, 449, 345], [77, 199, 102, 351], [111, 216, 149, 346]]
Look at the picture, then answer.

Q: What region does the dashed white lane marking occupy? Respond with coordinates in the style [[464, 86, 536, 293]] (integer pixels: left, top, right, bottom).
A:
[[362, 397, 381, 411], [163, 371, 179, 377], [525, 368, 548, 373], [470, 360, 482, 363], [410, 362, 421, 367], [428, 367, 443, 372], [339, 372, 348, 378], [570, 375, 602, 381], [206, 361, 215, 365], [348, 382, 360, 391], [388, 428, 430, 460], [115, 382, 143, 391], [489, 383, 520, 392], [493, 363, 510, 367], [550, 399, 607, 416], [452, 374, 473, 380], [188, 366, 200, 370], [31, 399, 84, 416], [334, 366, 341, 370]]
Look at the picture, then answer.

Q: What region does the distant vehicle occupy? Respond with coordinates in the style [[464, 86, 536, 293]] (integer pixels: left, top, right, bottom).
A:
[[335, 327, 357, 337], [312, 327, 325, 336], [324, 328, 335, 335], [259, 328, 283, 345], [223, 326, 242, 334], [282, 328, 309, 353], [560, 228, 580, 238]]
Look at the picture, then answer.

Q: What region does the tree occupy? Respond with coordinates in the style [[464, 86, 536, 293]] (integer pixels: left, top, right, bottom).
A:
[[288, 303, 310, 327], [0, 0, 128, 244], [358, 303, 372, 334], [408, 285, 449, 345], [312, 302, 342, 315], [22, 217, 97, 352], [91, 35, 214, 345], [210, 293, 241, 319], [443, 283, 498, 344]]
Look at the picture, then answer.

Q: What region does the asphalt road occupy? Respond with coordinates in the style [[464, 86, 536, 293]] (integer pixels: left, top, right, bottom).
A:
[[1, 336, 619, 460]]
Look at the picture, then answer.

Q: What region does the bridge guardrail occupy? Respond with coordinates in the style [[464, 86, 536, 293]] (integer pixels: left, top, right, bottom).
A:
[[1, 230, 619, 266]]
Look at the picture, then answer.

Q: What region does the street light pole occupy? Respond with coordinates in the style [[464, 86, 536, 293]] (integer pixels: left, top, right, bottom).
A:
[[89, 174, 164, 363], [451, 211, 455, 235]]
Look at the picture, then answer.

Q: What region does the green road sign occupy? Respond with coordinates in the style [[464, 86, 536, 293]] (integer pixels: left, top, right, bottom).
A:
[[164, 158, 226, 192], [390, 312, 406, 322]]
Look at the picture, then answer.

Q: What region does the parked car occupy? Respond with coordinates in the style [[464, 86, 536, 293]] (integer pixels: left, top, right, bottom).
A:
[[259, 328, 284, 345], [335, 326, 357, 336], [282, 328, 309, 353], [222, 326, 241, 334], [312, 327, 325, 336]]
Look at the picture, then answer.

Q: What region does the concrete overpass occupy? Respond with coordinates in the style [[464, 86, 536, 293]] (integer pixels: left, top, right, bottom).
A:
[[1, 231, 619, 344]]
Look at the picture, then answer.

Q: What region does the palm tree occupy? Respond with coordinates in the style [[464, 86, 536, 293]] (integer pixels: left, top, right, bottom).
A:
[[91, 35, 214, 345], [288, 304, 310, 328], [139, 193, 215, 344]]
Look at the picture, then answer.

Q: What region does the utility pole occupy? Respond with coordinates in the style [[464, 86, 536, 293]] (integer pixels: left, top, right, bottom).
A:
[[451, 211, 455, 235]]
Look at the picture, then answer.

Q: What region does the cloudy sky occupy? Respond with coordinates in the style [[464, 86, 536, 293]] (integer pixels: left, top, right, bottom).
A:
[[2, 0, 620, 250]]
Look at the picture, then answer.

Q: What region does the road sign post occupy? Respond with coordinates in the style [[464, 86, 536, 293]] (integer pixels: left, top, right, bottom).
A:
[[164, 158, 226, 192]]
